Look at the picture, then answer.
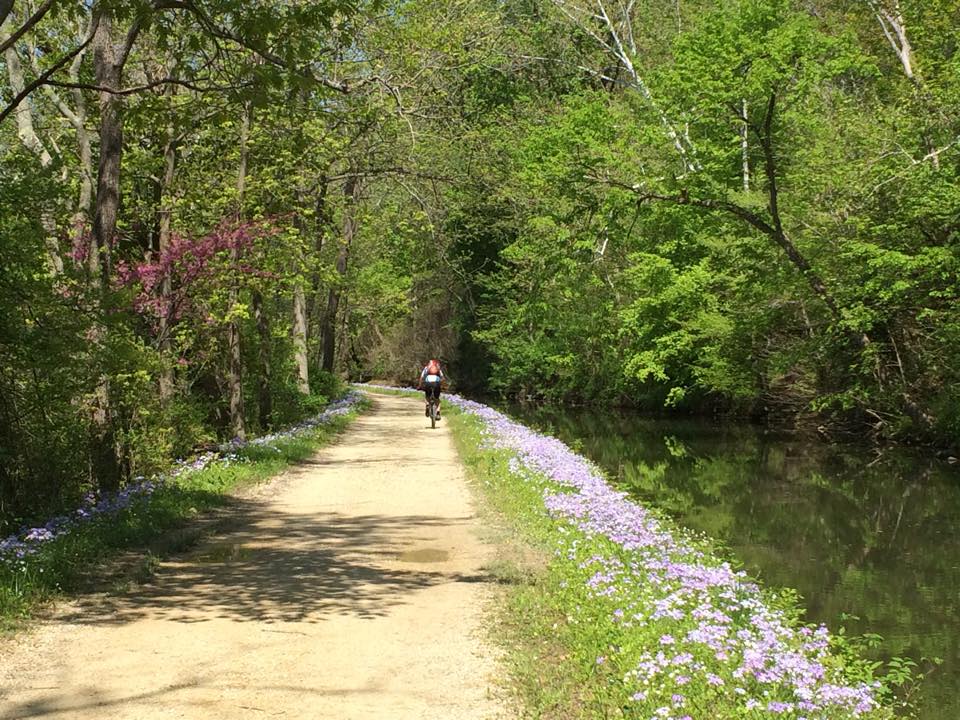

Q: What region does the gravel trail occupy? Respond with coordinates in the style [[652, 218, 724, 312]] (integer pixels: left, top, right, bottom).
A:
[[0, 393, 505, 720]]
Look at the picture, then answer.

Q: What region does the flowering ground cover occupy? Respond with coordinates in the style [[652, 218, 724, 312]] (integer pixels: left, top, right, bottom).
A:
[[441, 394, 896, 720], [0, 392, 367, 626]]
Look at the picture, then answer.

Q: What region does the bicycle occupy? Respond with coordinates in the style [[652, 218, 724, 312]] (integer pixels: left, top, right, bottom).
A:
[[418, 364, 444, 428]]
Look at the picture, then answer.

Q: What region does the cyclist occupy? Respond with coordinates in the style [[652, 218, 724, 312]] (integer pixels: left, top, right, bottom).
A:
[[418, 358, 444, 420]]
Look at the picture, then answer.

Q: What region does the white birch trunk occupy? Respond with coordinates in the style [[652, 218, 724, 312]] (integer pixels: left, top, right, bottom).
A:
[[741, 99, 750, 191]]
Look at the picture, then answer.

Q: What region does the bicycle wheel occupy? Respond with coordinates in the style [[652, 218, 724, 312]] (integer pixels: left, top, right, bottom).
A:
[[430, 400, 436, 429]]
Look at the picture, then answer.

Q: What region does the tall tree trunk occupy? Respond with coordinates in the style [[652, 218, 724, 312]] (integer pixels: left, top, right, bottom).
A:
[[228, 101, 252, 440], [338, 292, 352, 370], [757, 93, 842, 323], [292, 283, 310, 394], [321, 175, 359, 373], [91, 15, 123, 289], [290, 182, 315, 396], [2, 38, 52, 166], [88, 12, 127, 491], [157, 125, 177, 402], [252, 289, 272, 426]]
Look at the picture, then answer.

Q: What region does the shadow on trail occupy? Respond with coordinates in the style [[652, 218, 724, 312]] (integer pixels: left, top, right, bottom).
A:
[[1, 678, 207, 719], [47, 394, 484, 628], [0, 675, 374, 719], [58, 501, 490, 626]]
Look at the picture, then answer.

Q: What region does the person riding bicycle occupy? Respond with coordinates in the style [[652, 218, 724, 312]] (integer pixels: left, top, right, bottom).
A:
[[418, 358, 445, 420]]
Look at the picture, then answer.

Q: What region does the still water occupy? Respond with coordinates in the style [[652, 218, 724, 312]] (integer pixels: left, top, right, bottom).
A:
[[506, 405, 960, 719]]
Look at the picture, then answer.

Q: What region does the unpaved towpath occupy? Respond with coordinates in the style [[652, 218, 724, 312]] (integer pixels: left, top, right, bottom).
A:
[[0, 393, 505, 720]]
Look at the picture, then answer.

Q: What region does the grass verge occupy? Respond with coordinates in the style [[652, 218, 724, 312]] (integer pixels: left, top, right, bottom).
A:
[[445, 403, 899, 720], [0, 396, 369, 631], [447, 406, 606, 718]]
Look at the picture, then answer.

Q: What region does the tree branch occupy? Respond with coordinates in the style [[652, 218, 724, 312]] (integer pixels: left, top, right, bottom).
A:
[[115, 21, 140, 69], [326, 166, 455, 184], [0, 0, 13, 29], [46, 75, 255, 96], [589, 176, 779, 236], [4, 33, 52, 165], [171, 0, 351, 93], [595, 174, 843, 319], [868, 136, 960, 195], [0, 14, 99, 126], [25, 32, 83, 128], [551, 0, 616, 53], [0, 0, 55, 56]]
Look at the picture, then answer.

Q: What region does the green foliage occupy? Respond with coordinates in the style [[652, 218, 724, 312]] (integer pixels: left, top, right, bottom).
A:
[[268, 371, 345, 427], [422, 0, 960, 441], [0, 150, 91, 530], [0, 0, 397, 530], [4, 0, 960, 592]]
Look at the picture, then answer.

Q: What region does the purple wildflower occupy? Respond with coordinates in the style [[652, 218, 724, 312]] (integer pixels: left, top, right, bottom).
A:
[[445, 394, 884, 719]]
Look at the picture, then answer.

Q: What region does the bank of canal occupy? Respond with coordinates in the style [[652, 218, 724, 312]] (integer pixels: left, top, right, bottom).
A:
[[505, 405, 960, 720]]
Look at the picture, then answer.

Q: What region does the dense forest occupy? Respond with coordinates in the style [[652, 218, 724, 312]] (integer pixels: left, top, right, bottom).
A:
[[2, 0, 958, 530]]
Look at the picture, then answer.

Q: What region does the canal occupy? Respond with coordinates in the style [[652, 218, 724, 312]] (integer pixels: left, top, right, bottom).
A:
[[506, 404, 960, 719]]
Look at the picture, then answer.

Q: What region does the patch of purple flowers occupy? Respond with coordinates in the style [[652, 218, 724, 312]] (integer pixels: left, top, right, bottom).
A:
[[0, 392, 365, 567], [446, 395, 885, 719]]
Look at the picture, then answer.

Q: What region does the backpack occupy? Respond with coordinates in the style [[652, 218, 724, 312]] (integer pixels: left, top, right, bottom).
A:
[[426, 359, 441, 375]]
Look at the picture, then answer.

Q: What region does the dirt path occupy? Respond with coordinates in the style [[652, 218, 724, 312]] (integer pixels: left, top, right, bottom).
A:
[[0, 393, 506, 720]]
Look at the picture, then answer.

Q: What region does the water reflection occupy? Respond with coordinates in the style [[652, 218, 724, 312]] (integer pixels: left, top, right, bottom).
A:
[[507, 405, 960, 720]]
